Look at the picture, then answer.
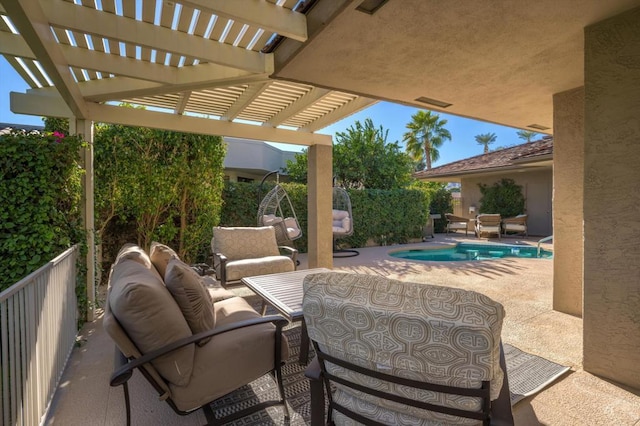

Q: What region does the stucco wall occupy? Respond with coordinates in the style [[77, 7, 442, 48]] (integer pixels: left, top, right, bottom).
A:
[[583, 7, 640, 389], [460, 169, 553, 236], [553, 87, 584, 317]]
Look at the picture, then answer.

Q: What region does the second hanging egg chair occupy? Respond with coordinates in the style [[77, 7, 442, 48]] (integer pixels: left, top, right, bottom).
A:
[[332, 187, 358, 257], [257, 171, 302, 246]]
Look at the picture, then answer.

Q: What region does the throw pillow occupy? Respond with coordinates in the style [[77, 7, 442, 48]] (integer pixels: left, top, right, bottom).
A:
[[165, 258, 215, 346], [150, 241, 179, 277]]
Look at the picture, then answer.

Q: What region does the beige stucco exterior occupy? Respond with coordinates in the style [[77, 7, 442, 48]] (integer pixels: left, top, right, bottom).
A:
[[582, 7, 640, 389], [459, 170, 553, 237], [552, 88, 585, 317], [306, 144, 333, 269]]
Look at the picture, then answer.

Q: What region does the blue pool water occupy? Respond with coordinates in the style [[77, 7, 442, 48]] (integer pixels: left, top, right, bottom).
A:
[[390, 243, 552, 261]]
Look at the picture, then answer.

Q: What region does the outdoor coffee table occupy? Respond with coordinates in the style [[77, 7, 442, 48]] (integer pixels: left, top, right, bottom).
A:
[[241, 268, 330, 364]]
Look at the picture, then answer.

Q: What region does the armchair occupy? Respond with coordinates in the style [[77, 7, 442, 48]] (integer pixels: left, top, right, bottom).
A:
[[475, 214, 502, 239], [211, 226, 297, 287], [502, 214, 528, 237], [302, 272, 513, 426], [445, 213, 471, 235]]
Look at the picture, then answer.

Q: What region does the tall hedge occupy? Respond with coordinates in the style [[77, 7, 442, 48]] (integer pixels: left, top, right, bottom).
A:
[[0, 129, 84, 291], [93, 124, 227, 266], [220, 181, 430, 252]]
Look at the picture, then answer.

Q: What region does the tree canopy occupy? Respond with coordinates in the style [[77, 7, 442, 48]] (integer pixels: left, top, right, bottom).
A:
[[475, 132, 497, 153], [403, 110, 452, 170], [284, 118, 414, 190], [516, 130, 539, 143]]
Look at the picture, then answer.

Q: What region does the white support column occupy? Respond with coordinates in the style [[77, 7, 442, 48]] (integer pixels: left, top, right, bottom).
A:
[[307, 144, 333, 269], [70, 119, 95, 322]]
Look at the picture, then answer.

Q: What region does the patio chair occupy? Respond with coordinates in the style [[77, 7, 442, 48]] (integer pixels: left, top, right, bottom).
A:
[[445, 213, 470, 235], [302, 272, 514, 426], [475, 214, 502, 239], [104, 244, 289, 425], [211, 226, 297, 287], [502, 214, 528, 236]]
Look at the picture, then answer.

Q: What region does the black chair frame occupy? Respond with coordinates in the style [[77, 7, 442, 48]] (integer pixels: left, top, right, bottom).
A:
[[305, 341, 514, 426], [110, 315, 290, 426]]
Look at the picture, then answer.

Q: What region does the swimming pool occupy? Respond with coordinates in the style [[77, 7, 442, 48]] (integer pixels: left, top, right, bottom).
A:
[[390, 243, 552, 261]]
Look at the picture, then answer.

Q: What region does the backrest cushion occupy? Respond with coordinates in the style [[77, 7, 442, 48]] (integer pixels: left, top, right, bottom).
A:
[[212, 226, 280, 261], [303, 272, 505, 421], [165, 258, 215, 346], [109, 259, 194, 386], [150, 241, 179, 277], [115, 243, 153, 269]]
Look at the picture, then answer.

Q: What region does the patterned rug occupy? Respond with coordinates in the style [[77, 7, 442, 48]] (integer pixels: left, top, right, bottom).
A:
[[503, 343, 571, 405], [209, 322, 571, 424], [209, 325, 310, 426]]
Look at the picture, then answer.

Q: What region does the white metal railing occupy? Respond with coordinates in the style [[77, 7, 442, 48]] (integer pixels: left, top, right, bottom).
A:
[[537, 235, 553, 257], [0, 245, 79, 426]]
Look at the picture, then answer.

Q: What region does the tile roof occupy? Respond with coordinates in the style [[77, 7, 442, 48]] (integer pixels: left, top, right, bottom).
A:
[[414, 137, 553, 179]]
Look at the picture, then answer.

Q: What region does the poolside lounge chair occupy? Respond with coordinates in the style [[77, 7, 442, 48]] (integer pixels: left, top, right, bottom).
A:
[[475, 214, 502, 239], [445, 213, 470, 235], [503, 214, 528, 236], [302, 272, 514, 425]]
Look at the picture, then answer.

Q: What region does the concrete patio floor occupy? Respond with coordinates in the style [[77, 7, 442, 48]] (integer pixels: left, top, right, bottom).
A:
[[44, 235, 640, 425]]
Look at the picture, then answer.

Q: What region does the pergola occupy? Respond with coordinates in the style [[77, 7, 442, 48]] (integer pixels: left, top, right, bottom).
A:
[[2, 0, 640, 391]]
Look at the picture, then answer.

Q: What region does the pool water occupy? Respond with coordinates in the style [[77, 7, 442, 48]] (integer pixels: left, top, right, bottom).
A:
[[390, 243, 552, 261]]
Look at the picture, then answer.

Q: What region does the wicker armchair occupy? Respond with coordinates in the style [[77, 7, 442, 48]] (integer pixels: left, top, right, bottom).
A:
[[502, 214, 528, 236], [445, 213, 470, 235]]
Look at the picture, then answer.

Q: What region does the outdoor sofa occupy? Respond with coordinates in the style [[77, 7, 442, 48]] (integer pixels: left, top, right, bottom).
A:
[[103, 242, 289, 425]]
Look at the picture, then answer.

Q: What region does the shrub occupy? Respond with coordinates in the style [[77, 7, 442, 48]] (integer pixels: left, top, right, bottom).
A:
[[0, 129, 84, 291], [478, 178, 525, 217], [427, 185, 454, 233]]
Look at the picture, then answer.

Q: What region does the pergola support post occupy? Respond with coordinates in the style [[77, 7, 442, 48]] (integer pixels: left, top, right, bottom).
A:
[[70, 118, 95, 322], [307, 144, 333, 269]]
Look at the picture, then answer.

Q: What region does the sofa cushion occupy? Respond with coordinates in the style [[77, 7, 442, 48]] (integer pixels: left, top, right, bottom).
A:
[[212, 226, 280, 261], [169, 296, 289, 412], [165, 258, 215, 346], [109, 259, 194, 386], [225, 256, 294, 282], [150, 241, 179, 277], [201, 276, 237, 302], [114, 243, 155, 270], [302, 272, 505, 424]]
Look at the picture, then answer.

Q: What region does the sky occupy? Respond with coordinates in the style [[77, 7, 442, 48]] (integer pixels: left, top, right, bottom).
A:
[[0, 58, 529, 168]]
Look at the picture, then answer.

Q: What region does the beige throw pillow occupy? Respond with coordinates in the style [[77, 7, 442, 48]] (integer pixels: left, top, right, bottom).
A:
[[165, 258, 215, 346], [150, 241, 179, 277]]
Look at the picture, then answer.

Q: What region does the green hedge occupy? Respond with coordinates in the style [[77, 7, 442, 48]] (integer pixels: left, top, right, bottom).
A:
[[0, 129, 85, 292], [220, 182, 430, 252]]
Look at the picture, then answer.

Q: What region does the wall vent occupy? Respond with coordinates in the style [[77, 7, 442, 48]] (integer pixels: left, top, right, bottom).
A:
[[415, 96, 452, 108], [356, 0, 389, 15]]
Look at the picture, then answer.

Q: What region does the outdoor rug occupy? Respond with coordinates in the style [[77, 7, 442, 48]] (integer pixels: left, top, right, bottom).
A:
[[503, 343, 571, 405], [210, 327, 571, 425]]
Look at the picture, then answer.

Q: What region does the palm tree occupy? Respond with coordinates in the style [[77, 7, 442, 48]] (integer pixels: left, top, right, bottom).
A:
[[516, 130, 539, 143], [403, 110, 452, 170], [475, 132, 497, 153]]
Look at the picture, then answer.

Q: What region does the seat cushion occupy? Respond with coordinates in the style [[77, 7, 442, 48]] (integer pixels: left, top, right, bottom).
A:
[[302, 272, 505, 423], [225, 256, 294, 282], [109, 259, 194, 386], [165, 258, 215, 346], [169, 296, 289, 412], [212, 226, 280, 261], [149, 241, 179, 277], [504, 224, 526, 231]]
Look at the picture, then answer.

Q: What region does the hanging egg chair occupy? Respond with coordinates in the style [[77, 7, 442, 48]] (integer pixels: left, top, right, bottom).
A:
[[332, 187, 359, 257], [257, 171, 302, 246]]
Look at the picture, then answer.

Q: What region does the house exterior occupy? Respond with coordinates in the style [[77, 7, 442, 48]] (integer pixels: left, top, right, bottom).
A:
[[223, 137, 297, 183], [415, 138, 553, 237]]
